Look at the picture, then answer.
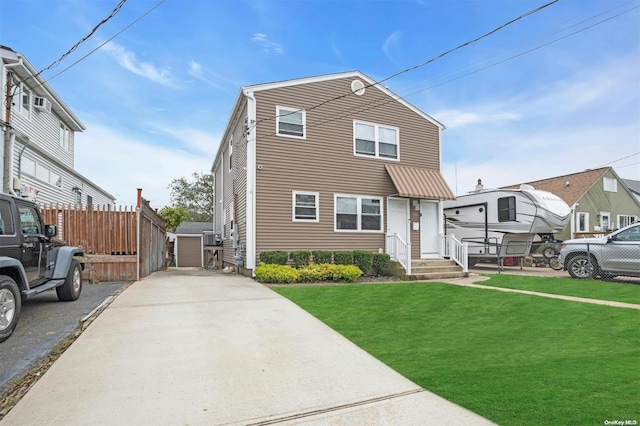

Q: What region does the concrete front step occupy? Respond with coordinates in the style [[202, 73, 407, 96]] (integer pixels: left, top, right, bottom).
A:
[[407, 259, 467, 281], [404, 271, 469, 281]]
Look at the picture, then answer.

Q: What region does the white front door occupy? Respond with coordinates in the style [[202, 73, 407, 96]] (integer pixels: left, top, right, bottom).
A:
[[387, 198, 409, 244], [420, 200, 439, 258]]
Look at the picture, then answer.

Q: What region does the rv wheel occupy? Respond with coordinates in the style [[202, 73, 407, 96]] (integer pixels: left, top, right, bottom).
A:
[[542, 246, 559, 258]]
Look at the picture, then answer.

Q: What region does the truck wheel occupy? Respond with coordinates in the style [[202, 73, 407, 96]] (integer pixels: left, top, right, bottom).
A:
[[567, 254, 597, 279], [0, 276, 21, 343], [56, 260, 82, 301]]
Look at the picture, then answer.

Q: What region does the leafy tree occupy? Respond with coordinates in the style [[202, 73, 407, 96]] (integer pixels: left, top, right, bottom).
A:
[[159, 206, 189, 232], [168, 172, 214, 222]]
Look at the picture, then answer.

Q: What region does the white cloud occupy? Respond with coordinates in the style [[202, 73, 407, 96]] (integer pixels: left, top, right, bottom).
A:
[[251, 33, 284, 54], [434, 109, 522, 128], [102, 42, 178, 87], [187, 60, 239, 92], [382, 31, 403, 62], [74, 124, 214, 208]]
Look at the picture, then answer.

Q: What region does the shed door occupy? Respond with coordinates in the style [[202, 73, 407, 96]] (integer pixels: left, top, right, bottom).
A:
[[176, 235, 202, 267]]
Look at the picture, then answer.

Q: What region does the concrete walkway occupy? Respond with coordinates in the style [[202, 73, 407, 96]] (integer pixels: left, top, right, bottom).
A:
[[2, 270, 495, 426], [440, 272, 640, 310]]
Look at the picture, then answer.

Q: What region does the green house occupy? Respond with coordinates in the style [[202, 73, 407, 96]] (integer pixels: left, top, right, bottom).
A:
[[502, 167, 640, 241]]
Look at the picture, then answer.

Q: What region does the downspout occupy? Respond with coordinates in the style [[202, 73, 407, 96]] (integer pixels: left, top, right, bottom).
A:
[[244, 90, 257, 274]]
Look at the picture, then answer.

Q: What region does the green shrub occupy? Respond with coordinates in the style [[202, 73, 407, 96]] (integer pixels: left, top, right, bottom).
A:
[[290, 250, 312, 268], [353, 250, 374, 275], [259, 251, 289, 265], [299, 263, 334, 282], [254, 264, 300, 283], [312, 250, 333, 264], [372, 253, 391, 276], [331, 265, 362, 282], [333, 251, 354, 265]]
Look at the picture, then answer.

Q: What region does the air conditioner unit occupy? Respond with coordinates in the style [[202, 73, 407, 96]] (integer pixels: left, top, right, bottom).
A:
[[33, 96, 52, 113]]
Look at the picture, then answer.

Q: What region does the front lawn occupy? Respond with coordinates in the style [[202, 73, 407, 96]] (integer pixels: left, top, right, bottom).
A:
[[273, 282, 639, 426], [472, 274, 640, 304]]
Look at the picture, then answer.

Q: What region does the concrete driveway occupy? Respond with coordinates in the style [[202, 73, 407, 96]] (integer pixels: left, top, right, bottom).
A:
[[2, 269, 494, 425]]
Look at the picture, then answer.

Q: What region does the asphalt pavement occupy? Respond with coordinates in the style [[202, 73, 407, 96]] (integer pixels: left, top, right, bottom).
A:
[[1, 270, 495, 425], [0, 282, 127, 394]]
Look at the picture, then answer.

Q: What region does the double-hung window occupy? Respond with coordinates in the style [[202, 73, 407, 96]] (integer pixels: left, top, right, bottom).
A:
[[293, 191, 318, 222], [354, 121, 398, 160], [335, 195, 382, 232], [59, 123, 70, 150], [20, 85, 31, 118], [277, 106, 305, 138]]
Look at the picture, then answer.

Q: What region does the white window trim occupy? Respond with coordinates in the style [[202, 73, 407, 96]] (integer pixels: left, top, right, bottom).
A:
[[617, 214, 638, 229], [19, 83, 31, 119], [334, 194, 384, 233], [59, 123, 70, 151], [23, 157, 63, 189], [229, 136, 233, 170], [600, 211, 611, 231], [603, 177, 617, 192], [292, 191, 319, 223], [353, 120, 400, 161], [576, 212, 589, 232], [276, 105, 306, 139]]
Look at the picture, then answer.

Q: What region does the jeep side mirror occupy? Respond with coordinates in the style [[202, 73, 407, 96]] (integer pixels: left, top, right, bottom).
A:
[[45, 224, 57, 237]]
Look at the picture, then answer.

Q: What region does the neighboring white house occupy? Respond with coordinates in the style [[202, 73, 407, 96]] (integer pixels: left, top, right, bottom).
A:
[[0, 45, 114, 206]]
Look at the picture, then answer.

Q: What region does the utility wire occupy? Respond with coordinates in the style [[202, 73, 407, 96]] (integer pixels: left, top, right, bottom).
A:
[[44, 0, 167, 84], [250, 0, 560, 129], [304, 3, 640, 132], [36, 0, 127, 77], [243, 3, 637, 142], [596, 152, 640, 168]]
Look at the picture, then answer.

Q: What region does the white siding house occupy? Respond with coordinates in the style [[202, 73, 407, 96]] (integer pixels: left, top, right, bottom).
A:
[[0, 45, 114, 206]]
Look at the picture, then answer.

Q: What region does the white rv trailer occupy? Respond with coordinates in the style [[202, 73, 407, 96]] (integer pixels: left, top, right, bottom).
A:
[[443, 185, 571, 262]]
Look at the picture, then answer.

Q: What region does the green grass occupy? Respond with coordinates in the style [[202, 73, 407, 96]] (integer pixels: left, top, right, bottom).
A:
[[474, 274, 640, 304], [273, 282, 640, 426]]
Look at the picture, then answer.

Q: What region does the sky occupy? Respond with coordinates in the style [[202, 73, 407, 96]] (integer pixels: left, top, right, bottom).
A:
[[0, 0, 638, 208]]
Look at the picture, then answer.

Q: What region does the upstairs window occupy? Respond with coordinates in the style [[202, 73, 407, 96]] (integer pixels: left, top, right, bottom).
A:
[[603, 177, 617, 192], [277, 106, 305, 138], [497, 196, 516, 222], [20, 86, 31, 118], [59, 123, 70, 150], [354, 121, 398, 160]]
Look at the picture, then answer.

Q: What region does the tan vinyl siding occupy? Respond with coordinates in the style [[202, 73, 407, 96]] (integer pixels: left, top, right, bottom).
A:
[[253, 76, 441, 259]]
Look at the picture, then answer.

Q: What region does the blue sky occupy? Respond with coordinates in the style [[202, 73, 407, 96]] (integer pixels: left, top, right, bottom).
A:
[[1, 0, 638, 207]]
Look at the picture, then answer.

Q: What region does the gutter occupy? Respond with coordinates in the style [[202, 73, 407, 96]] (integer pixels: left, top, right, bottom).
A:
[[244, 89, 257, 274]]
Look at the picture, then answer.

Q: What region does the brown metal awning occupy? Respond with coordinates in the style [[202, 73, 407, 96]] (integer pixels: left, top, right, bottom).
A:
[[385, 164, 456, 200]]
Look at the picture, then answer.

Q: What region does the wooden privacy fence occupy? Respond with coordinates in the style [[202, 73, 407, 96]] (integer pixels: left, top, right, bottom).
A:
[[39, 200, 166, 282]]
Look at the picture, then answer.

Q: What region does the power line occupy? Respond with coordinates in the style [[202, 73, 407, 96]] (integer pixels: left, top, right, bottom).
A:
[[249, 3, 638, 140], [36, 0, 128, 77], [44, 0, 167, 84], [250, 0, 560, 130], [596, 152, 640, 168]]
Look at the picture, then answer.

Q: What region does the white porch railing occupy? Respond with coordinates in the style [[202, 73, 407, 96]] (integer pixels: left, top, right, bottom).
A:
[[386, 233, 411, 275], [442, 234, 468, 272]]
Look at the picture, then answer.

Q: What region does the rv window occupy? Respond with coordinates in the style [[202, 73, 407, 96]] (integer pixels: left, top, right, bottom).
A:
[[498, 196, 516, 222]]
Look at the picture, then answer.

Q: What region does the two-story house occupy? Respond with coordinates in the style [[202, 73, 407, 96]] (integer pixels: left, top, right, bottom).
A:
[[502, 167, 640, 240], [1, 45, 114, 207], [211, 71, 456, 276]]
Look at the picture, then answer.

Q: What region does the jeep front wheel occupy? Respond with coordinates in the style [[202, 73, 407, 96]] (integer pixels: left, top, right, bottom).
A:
[[567, 254, 597, 279], [56, 260, 82, 301], [0, 276, 21, 343]]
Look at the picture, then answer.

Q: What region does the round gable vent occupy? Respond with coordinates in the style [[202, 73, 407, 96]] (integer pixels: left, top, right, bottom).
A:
[[351, 79, 365, 96]]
